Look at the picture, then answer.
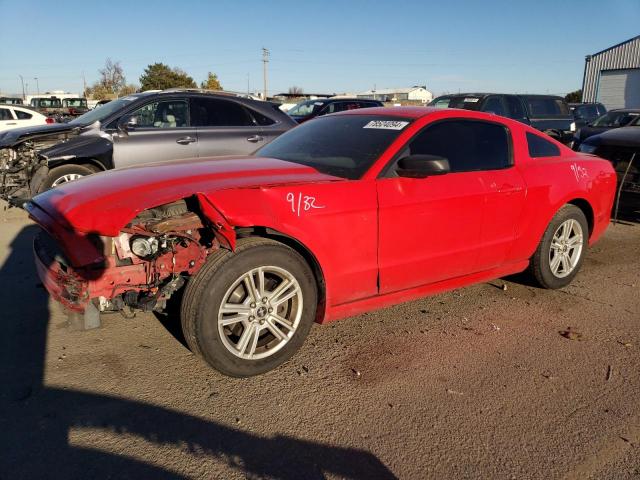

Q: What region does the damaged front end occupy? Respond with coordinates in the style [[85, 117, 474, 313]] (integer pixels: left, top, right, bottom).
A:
[[0, 128, 80, 205], [28, 197, 234, 329]]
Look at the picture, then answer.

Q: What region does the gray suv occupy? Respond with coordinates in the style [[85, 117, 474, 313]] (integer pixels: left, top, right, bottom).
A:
[[0, 89, 296, 204]]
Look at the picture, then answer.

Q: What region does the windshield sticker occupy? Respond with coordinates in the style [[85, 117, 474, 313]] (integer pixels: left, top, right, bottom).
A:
[[464, 97, 480, 103], [363, 120, 409, 130], [571, 163, 588, 182], [287, 192, 325, 217]]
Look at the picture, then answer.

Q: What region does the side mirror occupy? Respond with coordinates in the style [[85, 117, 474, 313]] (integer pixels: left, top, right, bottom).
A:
[[396, 154, 450, 178], [118, 114, 138, 132]]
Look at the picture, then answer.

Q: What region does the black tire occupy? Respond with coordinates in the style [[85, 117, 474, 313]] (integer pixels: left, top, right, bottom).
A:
[[38, 164, 95, 193], [529, 204, 589, 289], [181, 237, 317, 377]]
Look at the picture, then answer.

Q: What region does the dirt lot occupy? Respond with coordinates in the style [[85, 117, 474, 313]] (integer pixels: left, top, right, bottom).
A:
[[0, 205, 638, 480]]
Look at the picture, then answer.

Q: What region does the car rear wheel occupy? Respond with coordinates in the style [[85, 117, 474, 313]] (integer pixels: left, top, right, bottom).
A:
[[39, 164, 95, 193], [181, 237, 317, 377], [529, 204, 588, 289]]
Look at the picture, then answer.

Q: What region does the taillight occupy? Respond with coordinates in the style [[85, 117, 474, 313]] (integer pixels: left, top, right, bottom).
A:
[[45, 117, 55, 124]]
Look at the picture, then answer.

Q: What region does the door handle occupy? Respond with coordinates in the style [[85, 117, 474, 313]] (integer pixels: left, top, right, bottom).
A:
[[6, 123, 16, 125], [247, 135, 264, 143], [176, 136, 196, 145]]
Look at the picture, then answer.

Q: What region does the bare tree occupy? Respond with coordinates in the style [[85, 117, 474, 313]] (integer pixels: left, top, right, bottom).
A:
[[99, 58, 126, 95], [288, 86, 304, 95]]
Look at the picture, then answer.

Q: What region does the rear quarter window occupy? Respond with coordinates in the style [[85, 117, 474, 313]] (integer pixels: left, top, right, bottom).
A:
[[527, 132, 561, 157], [15, 110, 32, 120]]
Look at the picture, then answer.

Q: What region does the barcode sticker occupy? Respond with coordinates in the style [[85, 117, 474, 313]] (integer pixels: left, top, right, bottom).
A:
[[363, 120, 409, 130]]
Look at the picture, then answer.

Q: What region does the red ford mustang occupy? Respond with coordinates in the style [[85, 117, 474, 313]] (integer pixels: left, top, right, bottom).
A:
[[27, 107, 617, 377]]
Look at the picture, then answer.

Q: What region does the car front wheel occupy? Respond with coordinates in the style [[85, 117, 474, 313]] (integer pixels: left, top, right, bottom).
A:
[[181, 237, 317, 377], [38, 164, 95, 193], [529, 204, 588, 289]]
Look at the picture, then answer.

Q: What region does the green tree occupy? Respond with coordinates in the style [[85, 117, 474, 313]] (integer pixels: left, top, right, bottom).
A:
[[565, 89, 582, 103], [200, 72, 223, 90], [139, 63, 197, 91]]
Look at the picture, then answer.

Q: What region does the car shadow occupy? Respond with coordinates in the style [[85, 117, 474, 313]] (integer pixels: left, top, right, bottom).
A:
[[0, 224, 396, 479]]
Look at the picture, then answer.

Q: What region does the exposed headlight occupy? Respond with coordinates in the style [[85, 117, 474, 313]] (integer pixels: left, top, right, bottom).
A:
[[570, 122, 576, 132], [130, 236, 159, 258], [578, 143, 598, 154]]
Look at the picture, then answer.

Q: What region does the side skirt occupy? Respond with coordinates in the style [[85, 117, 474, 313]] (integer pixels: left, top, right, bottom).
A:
[[322, 260, 530, 324]]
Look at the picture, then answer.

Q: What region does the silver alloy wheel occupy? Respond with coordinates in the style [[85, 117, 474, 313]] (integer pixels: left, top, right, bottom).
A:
[[549, 218, 584, 278], [51, 173, 84, 187], [217, 265, 303, 360]]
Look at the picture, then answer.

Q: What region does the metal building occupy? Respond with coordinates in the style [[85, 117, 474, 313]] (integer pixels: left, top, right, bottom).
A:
[[582, 35, 640, 109]]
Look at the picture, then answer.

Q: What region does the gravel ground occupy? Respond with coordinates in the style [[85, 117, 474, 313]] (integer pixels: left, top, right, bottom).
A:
[[0, 205, 638, 480]]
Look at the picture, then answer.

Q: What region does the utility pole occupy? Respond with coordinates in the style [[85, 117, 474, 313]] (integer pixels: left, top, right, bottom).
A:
[[247, 73, 250, 95], [19, 75, 25, 99], [262, 47, 270, 100], [34, 77, 40, 94], [82, 71, 87, 97]]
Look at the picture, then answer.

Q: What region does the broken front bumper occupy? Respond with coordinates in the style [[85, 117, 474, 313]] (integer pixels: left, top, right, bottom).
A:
[[33, 231, 89, 312]]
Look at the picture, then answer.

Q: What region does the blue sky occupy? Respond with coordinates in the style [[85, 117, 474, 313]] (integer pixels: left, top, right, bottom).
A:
[[0, 0, 638, 97]]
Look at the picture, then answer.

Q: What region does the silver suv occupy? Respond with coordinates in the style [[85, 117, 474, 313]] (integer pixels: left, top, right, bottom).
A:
[[0, 89, 297, 204]]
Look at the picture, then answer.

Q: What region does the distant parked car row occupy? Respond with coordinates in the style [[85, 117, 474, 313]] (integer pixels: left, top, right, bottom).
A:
[[0, 89, 296, 204], [286, 98, 384, 123]]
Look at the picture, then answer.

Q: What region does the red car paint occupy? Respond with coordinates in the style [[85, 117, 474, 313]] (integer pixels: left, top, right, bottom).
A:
[[29, 107, 617, 323]]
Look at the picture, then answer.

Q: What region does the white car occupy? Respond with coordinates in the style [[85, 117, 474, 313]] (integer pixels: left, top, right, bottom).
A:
[[0, 104, 53, 132]]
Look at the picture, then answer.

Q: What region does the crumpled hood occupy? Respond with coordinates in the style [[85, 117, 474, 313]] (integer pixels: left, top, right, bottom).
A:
[[29, 156, 340, 236], [0, 122, 80, 148]]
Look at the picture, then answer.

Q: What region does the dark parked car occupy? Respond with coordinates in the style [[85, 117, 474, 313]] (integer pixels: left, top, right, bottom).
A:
[[429, 93, 575, 144], [569, 102, 607, 129], [578, 116, 640, 212], [30, 96, 65, 118], [287, 98, 383, 123], [62, 97, 89, 118], [0, 97, 23, 105], [572, 109, 640, 150], [0, 90, 297, 204], [94, 99, 112, 109]]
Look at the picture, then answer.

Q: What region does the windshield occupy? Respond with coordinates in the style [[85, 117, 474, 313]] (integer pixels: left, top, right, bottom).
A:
[[256, 115, 412, 179], [64, 98, 87, 107], [35, 98, 62, 108], [69, 96, 139, 125], [287, 100, 324, 117], [592, 111, 640, 127]]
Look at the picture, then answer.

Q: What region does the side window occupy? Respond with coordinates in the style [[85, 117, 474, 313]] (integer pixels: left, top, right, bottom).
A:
[[506, 96, 526, 119], [131, 100, 188, 128], [0, 108, 14, 120], [405, 120, 511, 172], [482, 96, 507, 116], [190, 98, 255, 127], [431, 98, 451, 109], [15, 110, 32, 120], [526, 132, 560, 157], [248, 107, 275, 126]]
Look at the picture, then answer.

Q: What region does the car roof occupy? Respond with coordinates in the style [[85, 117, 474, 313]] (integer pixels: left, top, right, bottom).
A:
[[435, 93, 565, 100], [608, 108, 640, 113], [0, 103, 37, 111]]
